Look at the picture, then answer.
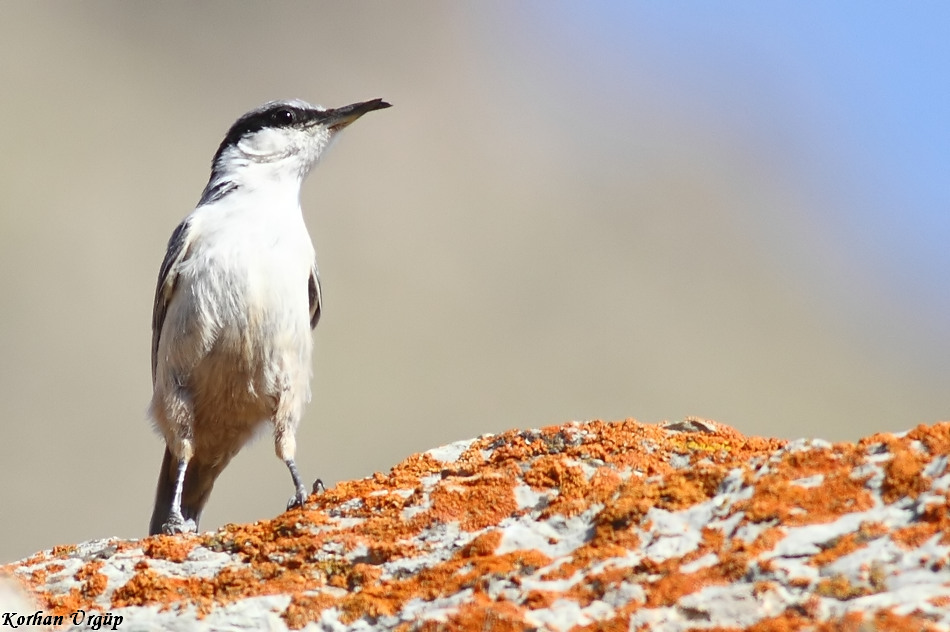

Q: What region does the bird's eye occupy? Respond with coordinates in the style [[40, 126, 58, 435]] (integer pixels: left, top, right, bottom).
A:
[[272, 108, 295, 125]]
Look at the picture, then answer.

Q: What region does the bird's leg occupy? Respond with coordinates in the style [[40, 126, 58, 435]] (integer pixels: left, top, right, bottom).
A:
[[284, 458, 309, 510], [275, 420, 308, 510], [163, 456, 197, 534]]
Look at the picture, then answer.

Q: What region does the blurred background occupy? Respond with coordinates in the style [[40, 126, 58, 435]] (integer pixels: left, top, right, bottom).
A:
[[0, 3, 947, 563]]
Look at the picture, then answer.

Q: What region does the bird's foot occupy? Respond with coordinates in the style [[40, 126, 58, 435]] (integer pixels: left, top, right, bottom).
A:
[[286, 485, 309, 511], [162, 512, 197, 535], [312, 478, 326, 494]]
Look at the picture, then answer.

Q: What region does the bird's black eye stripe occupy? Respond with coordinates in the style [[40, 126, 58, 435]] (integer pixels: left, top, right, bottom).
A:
[[211, 103, 314, 167]]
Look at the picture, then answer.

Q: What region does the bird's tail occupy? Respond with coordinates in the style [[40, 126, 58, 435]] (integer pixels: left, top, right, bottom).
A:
[[148, 447, 219, 536]]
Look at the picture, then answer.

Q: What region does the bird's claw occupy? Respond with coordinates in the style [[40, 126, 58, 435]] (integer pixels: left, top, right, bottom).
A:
[[162, 512, 197, 535], [286, 487, 309, 511]]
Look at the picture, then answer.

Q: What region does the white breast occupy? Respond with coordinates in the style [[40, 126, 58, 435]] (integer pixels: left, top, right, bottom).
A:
[[156, 190, 316, 421]]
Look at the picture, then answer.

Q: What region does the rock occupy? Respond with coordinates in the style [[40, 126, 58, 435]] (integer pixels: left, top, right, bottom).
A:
[[3, 418, 950, 630]]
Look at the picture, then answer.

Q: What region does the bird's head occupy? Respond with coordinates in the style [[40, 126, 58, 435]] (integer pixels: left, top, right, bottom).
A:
[[204, 98, 391, 199]]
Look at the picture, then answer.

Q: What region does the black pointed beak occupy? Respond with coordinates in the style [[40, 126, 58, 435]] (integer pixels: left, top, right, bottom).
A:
[[318, 98, 392, 132]]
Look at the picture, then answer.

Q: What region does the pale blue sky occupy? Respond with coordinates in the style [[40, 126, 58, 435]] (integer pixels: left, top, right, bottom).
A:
[[471, 3, 950, 379], [538, 3, 949, 301]]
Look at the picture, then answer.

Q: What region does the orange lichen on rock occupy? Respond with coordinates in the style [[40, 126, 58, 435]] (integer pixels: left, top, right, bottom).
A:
[[282, 592, 342, 629], [741, 442, 876, 525], [426, 467, 521, 531], [75, 560, 108, 599], [4, 418, 950, 631], [881, 439, 930, 503], [142, 534, 198, 563]]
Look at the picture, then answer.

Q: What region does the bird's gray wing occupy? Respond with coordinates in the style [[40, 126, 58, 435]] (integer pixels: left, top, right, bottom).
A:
[[308, 262, 322, 330], [152, 219, 193, 381]]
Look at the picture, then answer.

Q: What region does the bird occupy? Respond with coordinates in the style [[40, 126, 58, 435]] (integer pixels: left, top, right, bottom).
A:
[[147, 97, 391, 536]]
